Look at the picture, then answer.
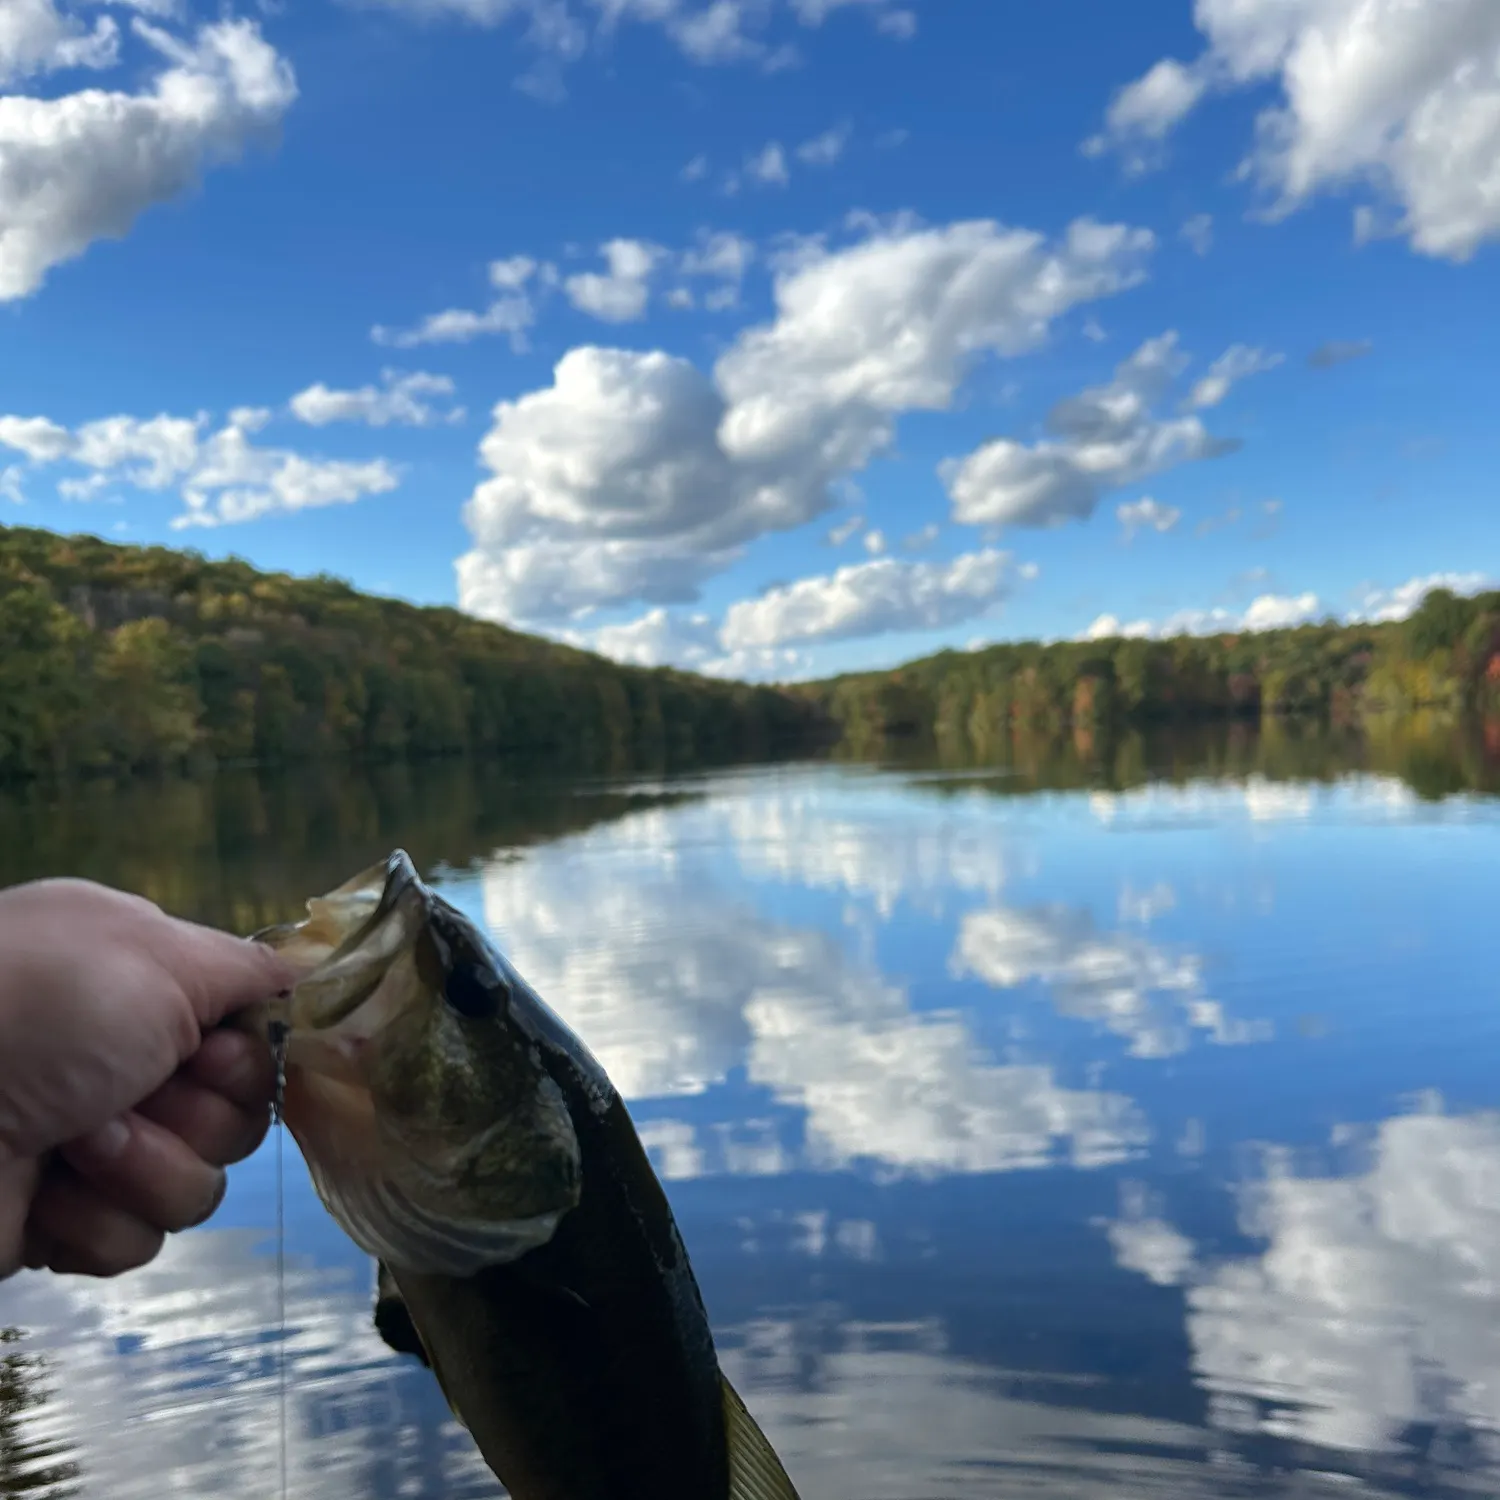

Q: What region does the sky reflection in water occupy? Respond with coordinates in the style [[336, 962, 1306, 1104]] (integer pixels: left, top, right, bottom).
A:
[[5, 762, 1500, 1498]]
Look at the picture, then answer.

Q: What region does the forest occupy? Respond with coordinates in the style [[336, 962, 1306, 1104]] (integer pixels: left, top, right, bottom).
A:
[[3, 523, 1498, 789], [794, 586, 1500, 762], [0, 524, 820, 783]]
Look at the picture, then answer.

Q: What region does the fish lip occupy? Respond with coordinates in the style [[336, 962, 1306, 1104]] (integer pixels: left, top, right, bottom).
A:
[[376, 849, 423, 919]]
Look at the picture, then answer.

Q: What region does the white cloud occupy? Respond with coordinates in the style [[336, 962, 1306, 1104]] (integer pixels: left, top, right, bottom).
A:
[[941, 332, 1239, 531], [1084, 571, 1493, 645], [1, 463, 24, 503], [456, 214, 1154, 626], [0, 413, 71, 461], [1117, 496, 1180, 539], [861, 527, 886, 555], [827, 514, 864, 546], [680, 151, 709, 181], [677, 227, 754, 309], [487, 253, 538, 290], [903, 521, 939, 550], [564, 236, 665, 321], [289, 370, 462, 427], [1086, 0, 1500, 262], [745, 140, 790, 185], [372, 255, 547, 349], [796, 122, 851, 166], [0, 18, 295, 302], [1083, 591, 1322, 641], [1082, 57, 1208, 169], [0, 405, 398, 528], [1348, 571, 1489, 624], [719, 549, 1026, 652], [0, 0, 119, 89], [1184, 344, 1283, 410], [1180, 212, 1214, 255], [954, 903, 1267, 1060]]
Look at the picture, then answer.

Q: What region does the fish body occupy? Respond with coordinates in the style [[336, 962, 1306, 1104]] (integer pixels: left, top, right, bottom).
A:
[[249, 851, 798, 1500]]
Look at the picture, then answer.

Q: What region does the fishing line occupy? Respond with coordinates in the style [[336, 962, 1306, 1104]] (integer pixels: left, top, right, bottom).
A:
[[270, 1017, 290, 1500]]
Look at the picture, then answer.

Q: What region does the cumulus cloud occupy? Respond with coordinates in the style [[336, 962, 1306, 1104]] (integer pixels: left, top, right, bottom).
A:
[[719, 549, 1026, 652], [1082, 591, 1322, 642], [1085, 0, 1500, 261], [1083, 571, 1492, 645], [0, 413, 72, 462], [1348, 571, 1489, 624], [456, 214, 1154, 626], [1308, 338, 1373, 369], [0, 405, 398, 527], [564, 237, 665, 321], [954, 902, 1267, 1060], [1082, 57, 1208, 170], [372, 254, 548, 349], [0, 17, 296, 301], [0, 0, 119, 88], [940, 332, 1242, 531], [288, 370, 462, 427], [1117, 496, 1180, 539], [1184, 344, 1283, 410]]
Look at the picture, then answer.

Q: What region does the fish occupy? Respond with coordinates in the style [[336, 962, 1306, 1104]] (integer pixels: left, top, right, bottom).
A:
[[246, 849, 801, 1500]]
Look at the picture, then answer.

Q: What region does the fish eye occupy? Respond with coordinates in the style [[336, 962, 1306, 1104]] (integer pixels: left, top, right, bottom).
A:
[[442, 958, 507, 1020]]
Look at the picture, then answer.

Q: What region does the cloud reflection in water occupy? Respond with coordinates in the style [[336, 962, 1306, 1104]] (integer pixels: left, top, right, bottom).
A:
[[477, 790, 1150, 1179], [1109, 1105, 1500, 1475]]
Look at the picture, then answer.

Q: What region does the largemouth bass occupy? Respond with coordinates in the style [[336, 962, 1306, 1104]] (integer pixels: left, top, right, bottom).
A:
[[248, 849, 800, 1500]]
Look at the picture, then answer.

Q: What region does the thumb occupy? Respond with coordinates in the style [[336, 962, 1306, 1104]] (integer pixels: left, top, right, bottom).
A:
[[158, 917, 301, 1031]]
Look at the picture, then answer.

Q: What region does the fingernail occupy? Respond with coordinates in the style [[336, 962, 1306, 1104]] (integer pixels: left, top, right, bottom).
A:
[[80, 1117, 131, 1160], [189, 1171, 228, 1228]]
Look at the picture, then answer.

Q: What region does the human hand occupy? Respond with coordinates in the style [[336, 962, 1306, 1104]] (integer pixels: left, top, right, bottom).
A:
[[0, 879, 296, 1280]]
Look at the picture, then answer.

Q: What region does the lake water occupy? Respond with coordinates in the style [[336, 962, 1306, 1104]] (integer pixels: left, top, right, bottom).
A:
[[5, 745, 1500, 1499]]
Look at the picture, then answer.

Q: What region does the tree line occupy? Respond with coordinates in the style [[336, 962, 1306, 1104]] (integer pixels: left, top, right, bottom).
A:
[[4, 523, 1497, 788], [0, 525, 822, 784], [793, 587, 1500, 762]]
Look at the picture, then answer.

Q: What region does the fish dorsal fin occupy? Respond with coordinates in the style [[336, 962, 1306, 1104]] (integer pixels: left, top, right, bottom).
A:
[[721, 1373, 802, 1500]]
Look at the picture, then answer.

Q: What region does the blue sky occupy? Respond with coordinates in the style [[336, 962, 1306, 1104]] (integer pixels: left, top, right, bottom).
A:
[[2, 0, 1498, 679]]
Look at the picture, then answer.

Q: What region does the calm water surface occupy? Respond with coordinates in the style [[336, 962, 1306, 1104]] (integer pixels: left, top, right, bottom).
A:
[[4, 751, 1500, 1499]]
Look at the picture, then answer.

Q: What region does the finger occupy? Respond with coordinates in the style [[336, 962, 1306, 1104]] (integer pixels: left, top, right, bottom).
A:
[[187, 1027, 276, 1114], [154, 918, 300, 1030], [27, 1167, 165, 1278], [60, 1111, 227, 1235], [135, 1075, 269, 1169]]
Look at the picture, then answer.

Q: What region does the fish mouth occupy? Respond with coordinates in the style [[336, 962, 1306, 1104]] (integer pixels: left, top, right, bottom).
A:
[[254, 848, 432, 1038]]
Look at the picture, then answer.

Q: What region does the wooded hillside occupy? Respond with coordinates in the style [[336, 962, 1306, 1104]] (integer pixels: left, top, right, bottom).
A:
[[0, 524, 820, 782], [794, 588, 1500, 759]]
